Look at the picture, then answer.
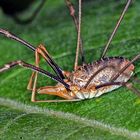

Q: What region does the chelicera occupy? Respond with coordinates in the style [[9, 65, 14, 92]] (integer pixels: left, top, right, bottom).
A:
[[0, 0, 139, 102]]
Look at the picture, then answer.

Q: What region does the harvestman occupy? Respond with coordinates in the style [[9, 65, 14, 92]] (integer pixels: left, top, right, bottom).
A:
[[0, 0, 139, 102]]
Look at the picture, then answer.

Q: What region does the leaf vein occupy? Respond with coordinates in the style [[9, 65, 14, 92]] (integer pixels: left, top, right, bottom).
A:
[[0, 98, 140, 140]]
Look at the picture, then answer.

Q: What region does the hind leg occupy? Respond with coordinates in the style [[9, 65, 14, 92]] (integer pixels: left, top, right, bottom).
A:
[[95, 81, 140, 97]]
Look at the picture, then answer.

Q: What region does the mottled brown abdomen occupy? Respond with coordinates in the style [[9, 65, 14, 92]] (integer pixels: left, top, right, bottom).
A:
[[65, 57, 134, 99], [70, 57, 134, 95]]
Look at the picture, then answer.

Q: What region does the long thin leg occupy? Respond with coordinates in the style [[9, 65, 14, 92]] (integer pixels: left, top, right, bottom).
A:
[[66, 0, 85, 64], [27, 46, 40, 91], [101, 0, 132, 58], [28, 44, 66, 90], [0, 60, 70, 89], [32, 99, 81, 103], [0, 61, 82, 102], [74, 0, 82, 70], [13, 0, 46, 25], [30, 49, 40, 102], [27, 44, 65, 101], [37, 44, 64, 80], [131, 77, 140, 84], [31, 73, 80, 102], [0, 28, 35, 51], [110, 53, 140, 82], [84, 65, 119, 88], [95, 81, 125, 89], [125, 83, 140, 96], [95, 81, 140, 96], [27, 58, 81, 102], [37, 44, 65, 80], [0, 28, 65, 80], [27, 72, 36, 90]]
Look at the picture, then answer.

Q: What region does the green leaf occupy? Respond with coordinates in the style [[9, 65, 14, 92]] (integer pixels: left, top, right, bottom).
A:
[[0, 0, 140, 139]]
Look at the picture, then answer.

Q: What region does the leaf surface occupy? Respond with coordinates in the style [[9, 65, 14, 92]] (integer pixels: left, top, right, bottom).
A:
[[0, 0, 140, 139]]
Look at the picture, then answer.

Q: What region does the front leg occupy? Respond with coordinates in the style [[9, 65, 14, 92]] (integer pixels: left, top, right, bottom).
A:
[[27, 44, 66, 102], [0, 60, 71, 102], [27, 44, 67, 91]]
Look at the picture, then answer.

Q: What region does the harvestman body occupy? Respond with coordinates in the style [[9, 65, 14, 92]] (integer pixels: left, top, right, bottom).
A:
[[0, 0, 139, 102]]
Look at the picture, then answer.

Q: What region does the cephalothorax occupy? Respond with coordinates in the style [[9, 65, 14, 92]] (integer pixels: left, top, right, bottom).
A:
[[0, 0, 139, 102]]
